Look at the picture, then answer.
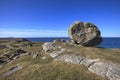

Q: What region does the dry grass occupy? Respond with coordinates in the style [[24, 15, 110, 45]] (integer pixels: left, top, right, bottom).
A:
[[0, 41, 119, 80], [0, 59, 107, 80], [56, 42, 120, 64]]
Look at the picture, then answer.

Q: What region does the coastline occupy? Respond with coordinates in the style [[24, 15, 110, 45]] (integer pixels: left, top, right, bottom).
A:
[[0, 38, 120, 80]]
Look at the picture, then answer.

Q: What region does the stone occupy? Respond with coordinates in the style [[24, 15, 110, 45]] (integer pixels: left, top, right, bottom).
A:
[[49, 49, 65, 58], [88, 62, 120, 80], [42, 56, 46, 60], [55, 54, 85, 64], [24, 52, 31, 55], [88, 62, 109, 77], [68, 21, 102, 46], [56, 54, 98, 67], [2, 65, 23, 77], [33, 52, 39, 59], [42, 42, 65, 58], [13, 55, 20, 60], [53, 39, 66, 43], [55, 54, 120, 80], [80, 58, 99, 67], [106, 63, 120, 80], [42, 42, 58, 53], [11, 49, 27, 58]]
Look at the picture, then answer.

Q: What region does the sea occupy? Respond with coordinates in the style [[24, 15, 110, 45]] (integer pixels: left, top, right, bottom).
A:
[[26, 37, 120, 48]]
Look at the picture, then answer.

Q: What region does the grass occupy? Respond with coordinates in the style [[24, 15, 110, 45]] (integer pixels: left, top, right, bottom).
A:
[[0, 58, 107, 80], [56, 42, 120, 64], [0, 40, 119, 80]]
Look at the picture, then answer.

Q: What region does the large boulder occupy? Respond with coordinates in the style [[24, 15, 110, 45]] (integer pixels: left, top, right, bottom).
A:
[[68, 21, 102, 46]]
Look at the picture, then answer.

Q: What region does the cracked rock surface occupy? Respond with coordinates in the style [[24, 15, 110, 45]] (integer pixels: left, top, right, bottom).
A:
[[2, 65, 23, 77], [55, 54, 120, 80], [55, 54, 85, 64], [68, 21, 102, 46], [89, 62, 120, 80], [42, 41, 120, 80], [42, 42, 65, 58]]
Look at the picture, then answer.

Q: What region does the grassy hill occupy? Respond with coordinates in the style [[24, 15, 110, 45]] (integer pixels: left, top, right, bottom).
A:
[[0, 38, 120, 80]]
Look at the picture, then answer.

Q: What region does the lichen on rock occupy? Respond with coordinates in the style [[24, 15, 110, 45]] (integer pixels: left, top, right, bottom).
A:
[[68, 21, 102, 46]]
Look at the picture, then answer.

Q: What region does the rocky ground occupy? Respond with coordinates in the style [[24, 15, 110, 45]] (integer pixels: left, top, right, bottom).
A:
[[0, 38, 120, 80]]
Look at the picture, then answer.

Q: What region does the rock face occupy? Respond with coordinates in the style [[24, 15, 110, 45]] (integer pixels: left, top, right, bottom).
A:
[[2, 65, 23, 77], [68, 21, 102, 46], [55, 54, 99, 67], [0, 49, 31, 65], [42, 42, 59, 53], [55, 54, 84, 64], [55, 54, 120, 80], [42, 42, 65, 58], [88, 62, 120, 80]]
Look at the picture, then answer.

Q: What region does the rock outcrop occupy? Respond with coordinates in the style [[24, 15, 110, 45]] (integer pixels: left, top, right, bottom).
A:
[[42, 42, 65, 58], [55, 54, 120, 80], [0, 49, 31, 66], [42, 42, 59, 53], [88, 62, 120, 80], [55, 54, 84, 64], [68, 21, 102, 46], [2, 65, 23, 77], [32, 50, 41, 59]]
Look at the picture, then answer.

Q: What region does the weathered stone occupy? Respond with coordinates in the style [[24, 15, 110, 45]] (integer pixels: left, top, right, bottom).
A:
[[24, 52, 31, 55], [88, 62, 120, 80], [42, 56, 46, 60], [42, 42, 58, 52], [2, 65, 23, 77], [56, 54, 99, 67], [88, 62, 109, 77], [80, 58, 99, 67], [55, 54, 120, 80], [13, 55, 20, 60], [106, 63, 120, 80], [55, 54, 85, 64], [11, 49, 26, 58], [33, 52, 39, 59], [49, 49, 65, 58], [68, 21, 102, 46], [53, 39, 66, 43], [42, 42, 65, 58]]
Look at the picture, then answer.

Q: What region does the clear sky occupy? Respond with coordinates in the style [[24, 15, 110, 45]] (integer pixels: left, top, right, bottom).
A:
[[0, 0, 120, 37]]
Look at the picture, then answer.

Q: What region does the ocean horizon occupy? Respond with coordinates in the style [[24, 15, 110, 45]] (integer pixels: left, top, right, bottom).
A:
[[24, 37, 120, 48], [1, 37, 119, 48]]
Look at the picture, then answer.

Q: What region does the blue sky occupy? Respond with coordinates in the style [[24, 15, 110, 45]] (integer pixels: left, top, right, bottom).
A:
[[0, 0, 120, 37]]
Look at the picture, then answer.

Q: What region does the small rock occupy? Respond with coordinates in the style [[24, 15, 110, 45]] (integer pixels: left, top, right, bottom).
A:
[[33, 52, 39, 59], [24, 52, 31, 55], [13, 55, 20, 60], [11, 49, 26, 57], [42, 42, 58, 52], [2, 65, 23, 77], [42, 56, 46, 60], [53, 39, 66, 43], [49, 49, 65, 58]]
